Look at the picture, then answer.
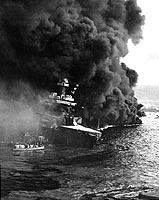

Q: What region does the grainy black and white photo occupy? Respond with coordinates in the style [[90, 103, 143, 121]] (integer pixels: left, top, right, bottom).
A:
[[0, 0, 159, 199]]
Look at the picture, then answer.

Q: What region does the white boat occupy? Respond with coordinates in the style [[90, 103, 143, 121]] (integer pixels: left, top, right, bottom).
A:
[[12, 145, 44, 151]]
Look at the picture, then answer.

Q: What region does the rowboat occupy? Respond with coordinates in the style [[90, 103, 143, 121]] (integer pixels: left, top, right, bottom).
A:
[[12, 145, 44, 151]]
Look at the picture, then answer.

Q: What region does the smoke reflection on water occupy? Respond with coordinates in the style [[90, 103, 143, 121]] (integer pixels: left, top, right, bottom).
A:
[[1, 112, 159, 199]]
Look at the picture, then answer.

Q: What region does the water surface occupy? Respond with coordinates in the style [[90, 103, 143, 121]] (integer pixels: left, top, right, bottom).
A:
[[1, 111, 159, 199]]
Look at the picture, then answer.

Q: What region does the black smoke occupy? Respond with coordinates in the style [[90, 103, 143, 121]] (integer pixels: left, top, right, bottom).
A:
[[0, 0, 145, 128]]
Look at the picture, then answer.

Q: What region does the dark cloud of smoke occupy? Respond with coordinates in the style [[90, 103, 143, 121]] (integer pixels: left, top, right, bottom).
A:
[[0, 0, 145, 128]]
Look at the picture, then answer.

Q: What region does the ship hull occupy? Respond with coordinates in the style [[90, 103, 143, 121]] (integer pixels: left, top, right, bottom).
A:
[[42, 126, 101, 148]]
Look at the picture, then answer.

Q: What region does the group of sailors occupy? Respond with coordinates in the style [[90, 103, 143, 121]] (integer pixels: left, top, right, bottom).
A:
[[14, 142, 42, 149]]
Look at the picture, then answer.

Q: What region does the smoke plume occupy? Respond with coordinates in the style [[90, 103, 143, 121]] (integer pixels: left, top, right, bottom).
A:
[[0, 80, 48, 141], [0, 0, 145, 129]]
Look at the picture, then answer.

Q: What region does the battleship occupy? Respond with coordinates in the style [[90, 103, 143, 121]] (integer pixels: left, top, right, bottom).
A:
[[0, 78, 143, 148], [37, 78, 102, 148], [36, 78, 144, 148]]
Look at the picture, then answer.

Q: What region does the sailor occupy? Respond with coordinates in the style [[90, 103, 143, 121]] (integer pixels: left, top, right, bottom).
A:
[[15, 144, 19, 149], [35, 143, 38, 147]]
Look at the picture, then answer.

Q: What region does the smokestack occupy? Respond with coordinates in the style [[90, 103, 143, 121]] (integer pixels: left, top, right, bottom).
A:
[[0, 0, 145, 128]]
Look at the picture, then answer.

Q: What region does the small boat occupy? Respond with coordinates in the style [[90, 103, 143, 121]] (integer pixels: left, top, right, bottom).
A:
[[12, 144, 44, 151]]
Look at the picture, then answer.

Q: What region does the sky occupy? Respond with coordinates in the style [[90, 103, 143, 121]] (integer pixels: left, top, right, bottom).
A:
[[122, 0, 159, 86]]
